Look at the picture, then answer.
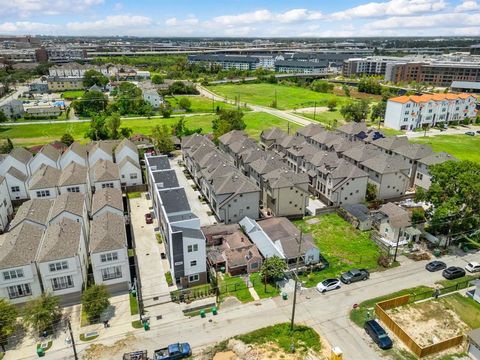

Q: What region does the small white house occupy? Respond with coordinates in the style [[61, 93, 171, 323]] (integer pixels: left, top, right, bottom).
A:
[[0, 175, 14, 232], [88, 142, 113, 167], [91, 159, 121, 192], [28, 164, 60, 200], [118, 157, 142, 186], [91, 188, 124, 219], [36, 218, 88, 304], [60, 142, 87, 168], [114, 138, 139, 165], [28, 144, 61, 175], [90, 212, 131, 293], [4, 168, 29, 201], [0, 147, 32, 177]]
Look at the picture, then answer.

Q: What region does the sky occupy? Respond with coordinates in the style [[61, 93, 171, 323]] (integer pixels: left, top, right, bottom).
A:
[[0, 0, 479, 37]]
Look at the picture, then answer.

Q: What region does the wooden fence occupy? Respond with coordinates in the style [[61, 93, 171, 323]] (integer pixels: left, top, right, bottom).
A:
[[375, 295, 464, 358]]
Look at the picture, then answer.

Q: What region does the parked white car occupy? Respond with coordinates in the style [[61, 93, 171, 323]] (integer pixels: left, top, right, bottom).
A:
[[316, 278, 341, 293], [465, 262, 480, 273]]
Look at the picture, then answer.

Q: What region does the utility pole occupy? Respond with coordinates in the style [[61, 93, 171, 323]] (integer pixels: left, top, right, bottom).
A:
[[290, 231, 302, 331], [212, 95, 215, 113], [66, 318, 78, 360]]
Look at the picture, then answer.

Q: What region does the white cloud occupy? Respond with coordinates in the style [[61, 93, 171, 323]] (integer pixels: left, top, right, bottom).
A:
[[368, 12, 480, 29], [0, 0, 104, 17], [0, 21, 58, 33], [211, 8, 322, 26], [67, 15, 151, 32], [114, 2, 123, 11], [455, 0, 480, 12], [165, 16, 199, 26], [331, 0, 446, 20]]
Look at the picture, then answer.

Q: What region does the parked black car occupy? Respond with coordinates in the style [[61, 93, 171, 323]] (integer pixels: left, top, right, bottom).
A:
[[425, 261, 447, 272], [364, 320, 393, 350], [465, 131, 475, 136], [340, 269, 369, 284], [442, 266, 466, 280]]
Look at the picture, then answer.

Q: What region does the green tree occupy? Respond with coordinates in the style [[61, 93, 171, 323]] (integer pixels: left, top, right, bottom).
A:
[[327, 98, 337, 111], [160, 103, 172, 118], [120, 127, 133, 138], [114, 82, 145, 115], [105, 113, 121, 139], [0, 139, 14, 153], [73, 90, 108, 117], [358, 77, 382, 95], [366, 183, 377, 202], [311, 80, 334, 93], [60, 133, 74, 146], [342, 84, 351, 97], [151, 74, 164, 84], [85, 114, 109, 141], [415, 160, 480, 239], [83, 69, 109, 88], [0, 299, 18, 351], [212, 109, 246, 142], [0, 110, 7, 123], [23, 293, 61, 334], [172, 117, 202, 139], [370, 101, 387, 123], [340, 100, 369, 122], [178, 97, 192, 111], [152, 124, 175, 154], [260, 256, 287, 292], [81, 285, 110, 323]]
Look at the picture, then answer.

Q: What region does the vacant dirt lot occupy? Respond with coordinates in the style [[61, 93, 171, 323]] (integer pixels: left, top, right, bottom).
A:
[[387, 299, 469, 348]]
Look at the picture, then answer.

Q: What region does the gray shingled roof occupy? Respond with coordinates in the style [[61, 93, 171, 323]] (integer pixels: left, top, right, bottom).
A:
[[38, 144, 61, 162], [152, 169, 179, 189], [218, 130, 248, 146], [361, 154, 409, 174], [88, 141, 115, 157], [146, 155, 170, 170], [9, 199, 53, 229], [37, 218, 81, 262], [58, 162, 88, 187], [379, 202, 411, 228], [0, 222, 44, 269], [63, 142, 87, 160], [93, 159, 120, 182], [212, 173, 260, 198], [9, 147, 32, 164], [50, 193, 85, 220], [29, 164, 61, 190], [264, 168, 309, 189], [159, 187, 191, 214], [373, 136, 409, 151], [393, 144, 433, 160], [418, 152, 457, 166], [261, 127, 287, 141], [91, 188, 123, 215], [337, 121, 368, 135], [90, 212, 126, 253], [342, 143, 381, 163], [7, 166, 28, 181], [115, 138, 138, 158], [296, 123, 324, 138]]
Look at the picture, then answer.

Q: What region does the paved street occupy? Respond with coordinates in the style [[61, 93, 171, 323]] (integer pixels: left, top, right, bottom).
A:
[[405, 124, 480, 138], [5, 251, 478, 360]]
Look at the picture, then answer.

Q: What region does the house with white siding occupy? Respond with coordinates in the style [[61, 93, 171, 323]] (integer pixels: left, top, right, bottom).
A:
[[58, 162, 91, 208], [414, 152, 457, 191], [0, 148, 32, 201], [88, 142, 113, 167], [28, 164, 60, 199], [8, 198, 53, 231], [91, 159, 121, 192], [60, 142, 87, 168], [91, 188, 124, 219], [118, 157, 142, 187], [0, 176, 13, 233], [28, 144, 61, 175]]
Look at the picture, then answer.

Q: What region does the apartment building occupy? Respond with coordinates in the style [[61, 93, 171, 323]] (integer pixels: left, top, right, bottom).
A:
[[274, 60, 328, 74], [48, 63, 109, 77], [0, 176, 13, 232], [385, 93, 478, 130], [188, 54, 259, 70], [47, 77, 84, 91], [342, 56, 404, 77], [0, 99, 24, 119]]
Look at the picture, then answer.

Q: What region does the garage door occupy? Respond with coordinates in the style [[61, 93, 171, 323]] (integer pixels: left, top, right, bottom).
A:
[[469, 343, 480, 360]]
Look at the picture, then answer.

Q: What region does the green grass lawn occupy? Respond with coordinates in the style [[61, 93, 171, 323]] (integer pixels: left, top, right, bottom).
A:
[[0, 111, 299, 146], [295, 110, 344, 128], [440, 293, 480, 329], [218, 273, 253, 303], [294, 213, 381, 288], [129, 292, 139, 315], [62, 90, 85, 99], [250, 272, 280, 299], [236, 323, 321, 354], [436, 274, 478, 288], [411, 135, 480, 163], [207, 83, 351, 110], [165, 95, 238, 113]]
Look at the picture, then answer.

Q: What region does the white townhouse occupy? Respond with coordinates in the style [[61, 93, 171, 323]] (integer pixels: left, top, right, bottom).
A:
[[89, 212, 131, 293], [0, 222, 44, 304], [28, 164, 61, 199], [8, 198, 53, 231], [1, 148, 32, 201], [118, 157, 142, 187], [0, 176, 13, 232], [58, 162, 91, 208], [414, 152, 457, 191], [60, 142, 88, 168], [114, 139, 139, 165], [141, 88, 163, 109], [91, 159, 121, 192], [88, 142, 113, 167], [384, 93, 478, 131], [36, 218, 88, 304], [91, 188, 124, 219], [28, 144, 61, 175]]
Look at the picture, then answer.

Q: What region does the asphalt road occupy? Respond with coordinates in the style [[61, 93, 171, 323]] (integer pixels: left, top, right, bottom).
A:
[[6, 252, 478, 360]]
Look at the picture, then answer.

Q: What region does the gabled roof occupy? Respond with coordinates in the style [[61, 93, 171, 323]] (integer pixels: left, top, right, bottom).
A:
[[181, 133, 208, 149], [260, 127, 287, 141], [418, 152, 457, 166], [58, 162, 88, 186], [212, 173, 260, 198], [296, 123, 324, 138], [9, 147, 32, 164], [37, 218, 82, 262], [278, 135, 304, 149], [249, 153, 285, 175], [62, 142, 87, 160], [373, 136, 410, 151], [393, 144, 433, 160], [50, 193, 85, 220], [310, 131, 341, 145], [325, 159, 368, 183], [6, 166, 28, 181], [304, 151, 339, 168], [337, 121, 368, 135], [361, 154, 409, 174], [37, 143, 61, 162], [29, 164, 61, 189], [91, 188, 123, 215], [9, 199, 53, 229], [263, 168, 309, 189], [115, 138, 138, 157], [88, 141, 115, 158], [93, 159, 119, 182], [119, 156, 141, 170], [379, 202, 411, 228], [90, 212, 126, 253], [342, 143, 381, 163], [218, 130, 248, 146], [239, 217, 285, 259], [0, 222, 44, 269]]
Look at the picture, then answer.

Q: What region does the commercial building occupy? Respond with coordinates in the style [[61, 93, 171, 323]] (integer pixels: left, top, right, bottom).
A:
[[188, 54, 259, 70], [47, 76, 84, 91], [384, 93, 478, 130], [274, 60, 328, 74]]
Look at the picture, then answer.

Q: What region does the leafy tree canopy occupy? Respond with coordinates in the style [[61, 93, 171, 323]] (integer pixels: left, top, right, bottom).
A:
[[23, 293, 61, 334], [83, 69, 109, 88], [152, 124, 175, 154], [81, 285, 110, 322], [340, 100, 369, 123]]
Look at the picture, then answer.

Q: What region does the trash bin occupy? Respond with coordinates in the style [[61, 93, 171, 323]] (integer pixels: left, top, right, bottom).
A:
[[211, 307, 218, 315], [200, 310, 206, 318], [131, 289, 137, 298], [37, 347, 45, 357], [143, 321, 150, 331], [433, 248, 441, 257], [282, 292, 288, 300]]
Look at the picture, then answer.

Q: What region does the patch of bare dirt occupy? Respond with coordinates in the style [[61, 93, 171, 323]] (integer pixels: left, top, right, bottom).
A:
[[82, 333, 137, 360]]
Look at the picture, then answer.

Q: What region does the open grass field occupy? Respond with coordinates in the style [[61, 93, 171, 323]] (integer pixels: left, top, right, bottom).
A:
[[0, 111, 299, 146], [61, 90, 85, 99], [218, 273, 253, 303], [294, 213, 381, 287], [165, 95, 238, 113], [207, 83, 351, 110], [295, 110, 344, 128], [411, 134, 480, 163]]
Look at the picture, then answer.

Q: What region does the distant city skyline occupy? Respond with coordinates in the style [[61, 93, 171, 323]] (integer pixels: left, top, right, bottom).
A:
[[0, 0, 479, 37]]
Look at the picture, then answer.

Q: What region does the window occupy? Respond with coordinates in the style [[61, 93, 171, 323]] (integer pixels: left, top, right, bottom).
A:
[[51, 275, 74, 291], [101, 266, 122, 281], [250, 262, 259, 269], [100, 252, 118, 262], [11, 186, 20, 192], [187, 244, 198, 253], [101, 183, 114, 189], [188, 274, 199, 283], [3, 269, 24, 280], [8, 284, 31, 299], [66, 187, 80, 193], [190, 261, 197, 267], [129, 173, 138, 179], [417, 173, 423, 180], [49, 261, 68, 272], [36, 190, 51, 198]]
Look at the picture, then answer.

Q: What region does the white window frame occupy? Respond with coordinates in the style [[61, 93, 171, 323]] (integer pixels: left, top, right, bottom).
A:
[[100, 252, 118, 263], [188, 274, 199, 283], [36, 190, 51, 198], [101, 266, 122, 281], [49, 261, 69, 272], [51, 275, 74, 291], [8, 283, 31, 299], [3, 269, 24, 280]]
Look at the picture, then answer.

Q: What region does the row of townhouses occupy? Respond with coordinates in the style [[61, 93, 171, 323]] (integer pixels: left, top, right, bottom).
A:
[[144, 155, 207, 288], [0, 188, 130, 304], [0, 139, 143, 211]]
